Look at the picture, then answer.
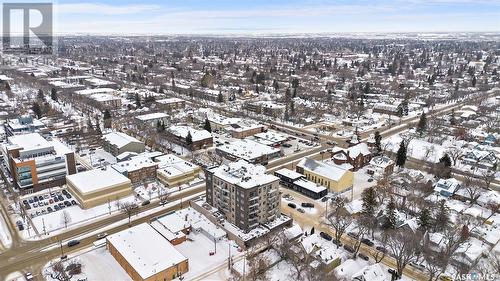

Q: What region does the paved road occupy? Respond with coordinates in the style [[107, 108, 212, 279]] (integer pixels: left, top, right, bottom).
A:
[[0, 184, 205, 280]]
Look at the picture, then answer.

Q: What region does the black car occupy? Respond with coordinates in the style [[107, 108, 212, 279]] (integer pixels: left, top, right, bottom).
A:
[[38, 196, 43, 201], [287, 203, 296, 209], [332, 239, 343, 247], [321, 197, 329, 202], [33, 197, 38, 202], [343, 245, 355, 253], [388, 269, 397, 275], [301, 202, 314, 208], [58, 195, 64, 201], [54, 197, 59, 203], [47, 207, 53, 213], [58, 202, 65, 208], [347, 232, 359, 239], [67, 240, 80, 247], [361, 238, 374, 247], [16, 221, 24, 231], [376, 246, 386, 253], [23, 200, 29, 205], [320, 231, 332, 241], [65, 194, 71, 199], [71, 200, 77, 205], [54, 205, 60, 211], [64, 201, 71, 207], [358, 253, 369, 261]]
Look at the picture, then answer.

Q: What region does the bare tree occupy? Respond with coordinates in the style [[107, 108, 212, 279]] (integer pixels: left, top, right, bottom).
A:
[[462, 178, 482, 205], [60, 210, 72, 229], [446, 147, 462, 166], [480, 170, 495, 190], [246, 247, 271, 281], [287, 243, 312, 280], [120, 202, 138, 225], [324, 197, 352, 245], [385, 229, 422, 279]]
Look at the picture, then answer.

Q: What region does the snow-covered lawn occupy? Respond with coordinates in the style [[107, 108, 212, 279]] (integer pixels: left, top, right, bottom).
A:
[[0, 210, 13, 250], [174, 232, 239, 280], [384, 134, 447, 163], [43, 246, 131, 281]]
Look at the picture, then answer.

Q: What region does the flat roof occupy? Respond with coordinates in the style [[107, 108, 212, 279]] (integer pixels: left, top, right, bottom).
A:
[[210, 160, 277, 189], [103, 132, 142, 148], [107, 223, 187, 280], [274, 168, 303, 180], [66, 168, 131, 194], [216, 139, 279, 161], [136, 112, 168, 121], [294, 178, 327, 194]]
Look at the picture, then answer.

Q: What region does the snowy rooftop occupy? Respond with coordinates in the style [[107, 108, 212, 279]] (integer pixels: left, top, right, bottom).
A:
[[210, 160, 278, 189], [156, 97, 184, 104], [136, 112, 168, 121], [106, 223, 187, 280], [75, 88, 116, 95], [168, 125, 212, 142], [216, 139, 279, 162], [274, 168, 304, 180], [8, 132, 52, 151], [293, 178, 327, 193], [254, 131, 288, 144], [66, 168, 131, 194], [111, 154, 158, 173], [297, 157, 350, 181], [155, 154, 198, 177], [103, 132, 142, 148]]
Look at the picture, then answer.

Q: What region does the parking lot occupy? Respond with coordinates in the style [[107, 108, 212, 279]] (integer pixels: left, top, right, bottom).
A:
[[19, 189, 78, 230]]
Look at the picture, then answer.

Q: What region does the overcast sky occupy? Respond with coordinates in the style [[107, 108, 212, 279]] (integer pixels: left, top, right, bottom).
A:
[[4, 0, 500, 35]]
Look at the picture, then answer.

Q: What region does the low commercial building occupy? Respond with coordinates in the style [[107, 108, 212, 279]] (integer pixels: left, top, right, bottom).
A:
[[205, 160, 281, 232], [227, 122, 267, 139], [274, 168, 327, 199], [66, 168, 132, 209], [4, 115, 46, 136], [156, 97, 186, 110], [107, 223, 189, 281], [103, 132, 145, 156], [111, 154, 158, 184], [155, 154, 201, 187], [2, 133, 76, 192], [215, 139, 281, 164], [90, 93, 122, 108], [254, 131, 288, 146], [296, 157, 353, 193]]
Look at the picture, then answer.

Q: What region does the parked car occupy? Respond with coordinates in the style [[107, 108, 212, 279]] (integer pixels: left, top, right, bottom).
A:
[[361, 238, 374, 247], [321, 197, 329, 202], [301, 202, 314, 208], [159, 200, 168, 206], [332, 240, 343, 247], [375, 246, 386, 252], [64, 201, 71, 207], [358, 253, 369, 261], [320, 231, 332, 241], [47, 207, 53, 213], [71, 200, 77, 206], [54, 205, 60, 211], [141, 200, 150, 206], [347, 232, 359, 239], [67, 240, 80, 247], [96, 232, 108, 239], [297, 208, 305, 213], [343, 245, 355, 253], [287, 203, 296, 209]]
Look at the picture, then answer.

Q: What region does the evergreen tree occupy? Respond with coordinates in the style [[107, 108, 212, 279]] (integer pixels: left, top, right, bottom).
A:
[[396, 141, 407, 168], [37, 89, 44, 99], [217, 92, 224, 103], [185, 132, 193, 146], [310, 227, 315, 235], [50, 88, 58, 102], [471, 76, 477, 87], [417, 112, 427, 135], [361, 187, 378, 216], [418, 208, 432, 231], [135, 93, 141, 108], [156, 120, 162, 132], [450, 109, 456, 125], [434, 200, 449, 231], [374, 131, 382, 153], [204, 118, 212, 132], [439, 154, 452, 168], [384, 197, 397, 229], [31, 102, 42, 118], [103, 109, 111, 120]]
